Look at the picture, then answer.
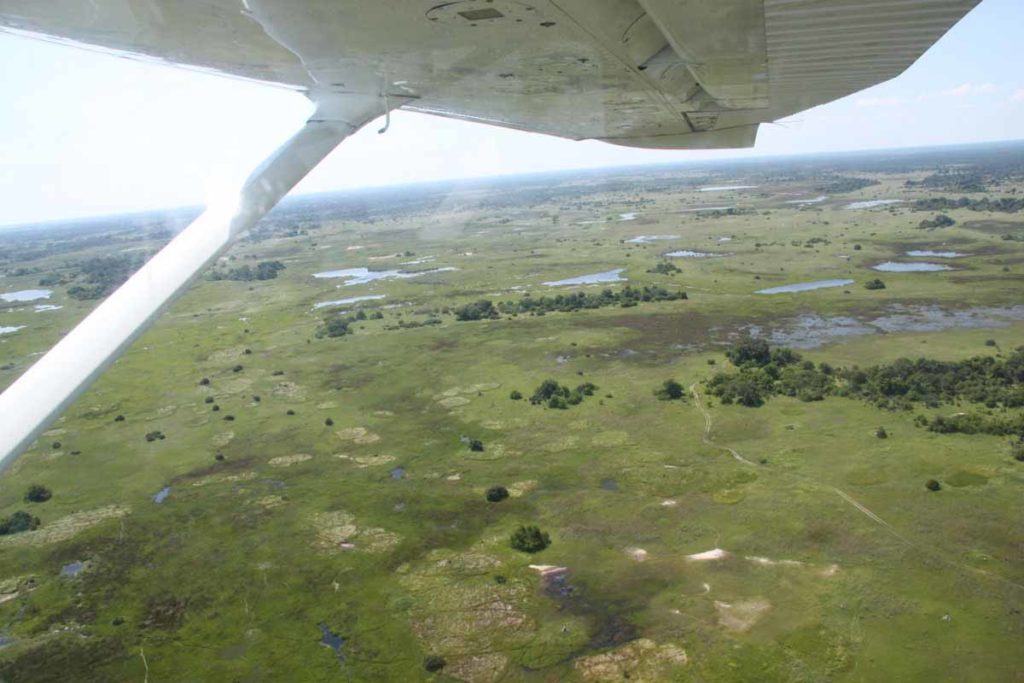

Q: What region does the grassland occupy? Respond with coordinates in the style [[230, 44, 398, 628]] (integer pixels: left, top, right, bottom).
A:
[[0, 143, 1022, 681]]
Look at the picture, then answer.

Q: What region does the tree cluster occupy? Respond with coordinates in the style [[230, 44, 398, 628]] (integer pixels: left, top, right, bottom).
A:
[[0, 511, 40, 535], [529, 379, 597, 409], [917, 214, 956, 229], [454, 286, 687, 321], [912, 197, 1024, 213], [706, 340, 1024, 436], [208, 260, 286, 282]]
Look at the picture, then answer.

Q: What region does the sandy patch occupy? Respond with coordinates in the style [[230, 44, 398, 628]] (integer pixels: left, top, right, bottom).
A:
[[268, 454, 312, 467], [256, 495, 287, 510], [316, 401, 338, 409], [43, 428, 67, 437], [625, 547, 648, 562], [575, 639, 688, 681], [447, 654, 508, 683], [508, 480, 537, 498], [745, 556, 803, 568], [220, 377, 253, 395], [191, 471, 257, 488], [686, 548, 729, 562], [715, 599, 771, 632], [660, 499, 678, 507], [271, 381, 306, 400], [211, 431, 234, 447], [820, 564, 841, 577], [0, 506, 129, 548], [312, 511, 400, 554], [447, 473, 462, 481], [335, 427, 381, 444], [529, 564, 568, 578], [335, 454, 396, 467], [208, 346, 248, 362], [438, 396, 471, 408], [374, 410, 394, 417], [543, 435, 578, 453]]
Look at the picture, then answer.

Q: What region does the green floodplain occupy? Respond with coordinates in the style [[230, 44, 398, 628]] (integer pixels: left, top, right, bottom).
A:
[[0, 141, 1022, 681]]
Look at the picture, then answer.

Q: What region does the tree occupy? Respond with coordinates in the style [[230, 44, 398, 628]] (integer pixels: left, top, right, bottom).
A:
[[510, 525, 551, 553], [655, 379, 685, 401], [925, 479, 941, 491], [864, 279, 886, 290], [0, 511, 40, 535], [486, 486, 509, 502], [24, 484, 51, 503]]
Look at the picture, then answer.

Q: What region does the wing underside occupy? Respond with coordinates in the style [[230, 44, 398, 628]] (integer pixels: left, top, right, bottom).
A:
[[0, 0, 980, 149]]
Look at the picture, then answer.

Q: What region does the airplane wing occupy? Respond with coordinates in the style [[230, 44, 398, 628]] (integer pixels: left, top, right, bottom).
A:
[[0, 0, 982, 465], [0, 0, 981, 149]]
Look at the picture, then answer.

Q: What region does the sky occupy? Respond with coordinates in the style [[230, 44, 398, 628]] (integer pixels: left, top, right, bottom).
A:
[[1, 0, 1022, 226]]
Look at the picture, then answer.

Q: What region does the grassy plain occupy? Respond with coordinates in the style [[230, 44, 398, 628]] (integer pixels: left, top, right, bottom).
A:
[[0, 144, 1022, 681]]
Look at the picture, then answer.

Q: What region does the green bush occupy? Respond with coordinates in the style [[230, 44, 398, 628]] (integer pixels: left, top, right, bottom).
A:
[[509, 390, 523, 400], [24, 484, 51, 503], [0, 511, 40, 535], [655, 379, 685, 401], [864, 279, 886, 290], [468, 439, 484, 452], [925, 479, 941, 491], [486, 486, 509, 502], [510, 525, 551, 553], [424, 655, 447, 673]]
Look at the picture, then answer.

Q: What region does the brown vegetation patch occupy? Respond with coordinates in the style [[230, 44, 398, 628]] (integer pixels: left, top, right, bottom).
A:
[[0, 506, 129, 548], [574, 639, 688, 681]]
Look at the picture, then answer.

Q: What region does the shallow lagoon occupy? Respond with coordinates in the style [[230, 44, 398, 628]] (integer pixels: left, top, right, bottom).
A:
[[313, 267, 455, 286], [665, 250, 718, 258], [313, 294, 387, 310], [625, 235, 678, 244], [906, 250, 968, 258], [845, 199, 903, 210], [544, 269, 626, 287], [756, 279, 854, 294], [1, 289, 51, 303]]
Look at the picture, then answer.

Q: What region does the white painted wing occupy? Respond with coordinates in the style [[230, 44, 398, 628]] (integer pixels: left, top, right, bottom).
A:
[[0, 0, 981, 149]]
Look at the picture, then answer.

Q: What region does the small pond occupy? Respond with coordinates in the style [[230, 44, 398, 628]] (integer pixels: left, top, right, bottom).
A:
[[152, 487, 171, 504], [312, 267, 455, 286], [756, 279, 854, 294], [544, 269, 626, 287], [0, 326, 25, 336], [625, 235, 678, 244], [844, 199, 903, 210], [665, 250, 718, 258], [0, 289, 52, 303], [313, 294, 386, 310], [390, 466, 406, 480], [873, 262, 951, 272], [60, 562, 85, 577], [905, 250, 968, 258], [699, 185, 757, 192], [786, 196, 828, 205]]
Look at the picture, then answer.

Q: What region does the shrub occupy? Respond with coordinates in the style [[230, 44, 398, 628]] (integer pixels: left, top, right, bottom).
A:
[[199, 378, 210, 386], [114, 414, 126, 422], [985, 339, 997, 347], [1011, 440, 1024, 462], [876, 426, 888, 439], [424, 656, 447, 673], [468, 439, 484, 452], [232, 365, 243, 373], [510, 525, 551, 553], [509, 390, 523, 401], [204, 396, 215, 404], [864, 279, 886, 290], [0, 511, 41, 535], [486, 486, 509, 502], [24, 484, 52, 503], [655, 379, 685, 401], [144, 431, 165, 442], [925, 479, 941, 491], [324, 418, 334, 426]]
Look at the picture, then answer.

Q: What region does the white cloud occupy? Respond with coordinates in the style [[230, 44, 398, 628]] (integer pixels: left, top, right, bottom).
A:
[[942, 82, 997, 97], [1012, 88, 1024, 103]]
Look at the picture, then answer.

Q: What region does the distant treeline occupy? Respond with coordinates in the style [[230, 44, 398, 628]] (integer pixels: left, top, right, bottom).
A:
[[905, 172, 987, 193], [454, 286, 687, 321], [706, 339, 1024, 436], [912, 197, 1024, 213], [64, 252, 149, 300], [208, 260, 286, 282], [813, 176, 879, 194]]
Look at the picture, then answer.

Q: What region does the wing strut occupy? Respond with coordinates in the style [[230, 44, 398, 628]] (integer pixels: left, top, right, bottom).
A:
[[0, 94, 390, 470]]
